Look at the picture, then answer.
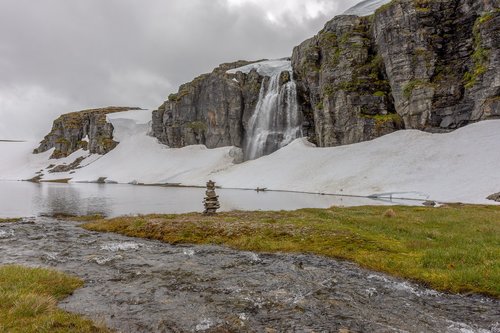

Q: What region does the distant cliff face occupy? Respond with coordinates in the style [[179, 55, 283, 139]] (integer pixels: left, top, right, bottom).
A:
[[151, 61, 264, 149], [292, 0, 499, 146], [34, 107, 140, 159]]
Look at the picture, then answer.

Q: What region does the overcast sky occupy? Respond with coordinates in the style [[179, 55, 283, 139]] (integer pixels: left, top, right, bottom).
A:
[[0, 0, 358, 140]]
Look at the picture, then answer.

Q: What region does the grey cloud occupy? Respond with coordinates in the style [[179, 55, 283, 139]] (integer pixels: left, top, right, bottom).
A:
[[0, 0, 357, 139]]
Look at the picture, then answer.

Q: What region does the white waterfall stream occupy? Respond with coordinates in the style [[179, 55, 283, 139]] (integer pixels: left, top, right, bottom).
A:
[[230, 59, 302, 160]]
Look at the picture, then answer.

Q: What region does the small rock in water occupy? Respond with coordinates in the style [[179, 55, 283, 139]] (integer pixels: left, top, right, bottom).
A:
[[423, 200, 437, 207]]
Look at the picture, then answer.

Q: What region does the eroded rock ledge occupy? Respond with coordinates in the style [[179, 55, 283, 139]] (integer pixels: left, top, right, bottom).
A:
[[34, 106, 140, 159]]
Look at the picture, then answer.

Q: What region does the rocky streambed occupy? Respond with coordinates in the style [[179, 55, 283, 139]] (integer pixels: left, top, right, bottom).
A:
[[1, 218, 499, 333]]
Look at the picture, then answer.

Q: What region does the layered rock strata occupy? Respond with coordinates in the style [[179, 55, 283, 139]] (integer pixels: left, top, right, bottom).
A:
[[34, 107, 140, 159], [151, 61, 265, 150], [292, 0, 499, 146]]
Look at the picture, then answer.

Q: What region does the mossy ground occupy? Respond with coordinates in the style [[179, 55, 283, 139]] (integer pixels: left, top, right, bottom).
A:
[[0, 265, 109, 333], [0, 218, 22, 223], [82, 205, 500, 298]]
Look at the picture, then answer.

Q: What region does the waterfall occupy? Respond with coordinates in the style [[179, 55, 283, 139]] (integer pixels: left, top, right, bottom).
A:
[[242, 61, 302, 160]]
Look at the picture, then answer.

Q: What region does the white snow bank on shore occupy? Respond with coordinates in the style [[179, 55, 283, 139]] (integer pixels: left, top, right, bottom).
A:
[[210, 120, 500, 203], [1, 108, 499, 204]]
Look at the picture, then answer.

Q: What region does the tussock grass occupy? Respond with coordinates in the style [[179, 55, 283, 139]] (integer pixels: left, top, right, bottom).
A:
[[0, 265, 110, 333], [82, 205, 500, 297]]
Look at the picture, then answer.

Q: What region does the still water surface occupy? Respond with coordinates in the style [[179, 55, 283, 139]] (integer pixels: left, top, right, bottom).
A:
[[0, 181, 415, 218]]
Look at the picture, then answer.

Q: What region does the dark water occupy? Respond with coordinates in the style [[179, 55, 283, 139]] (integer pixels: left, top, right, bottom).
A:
[[1, 218, 498, 333], [0, 181, 417, 218]]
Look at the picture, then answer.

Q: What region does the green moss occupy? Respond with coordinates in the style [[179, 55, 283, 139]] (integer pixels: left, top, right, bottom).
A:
[[375, 0, 400, 15], [186, 121, 207, 131], [477, 9, 500, 25], [168, 93, 179, 102], [0, 218, 22, 223], [0, 265, 110, 332], [413, 47, 433, 70], [55, 137, 70, 145], [50, 150, 67, 159], [403, 79, 433, 99], [464, 11, 496, 89], [373, 91, 386, 97], [78, 140, 89, 150], [97, 137, 117, 152], [322, 84, 335, 98], [318, 31, 337, 48], [414, 0, 431, 13], [363, 113, 404, 130]]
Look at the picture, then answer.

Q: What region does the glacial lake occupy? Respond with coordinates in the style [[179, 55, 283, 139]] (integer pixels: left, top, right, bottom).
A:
[[0, 181, 419, 218]]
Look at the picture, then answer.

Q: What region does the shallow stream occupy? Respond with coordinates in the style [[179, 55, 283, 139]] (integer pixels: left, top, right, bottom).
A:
[[1, 218, 498, 332]]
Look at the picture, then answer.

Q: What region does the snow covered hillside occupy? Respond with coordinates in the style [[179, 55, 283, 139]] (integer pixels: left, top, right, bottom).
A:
[[1, 109, 499, 204]]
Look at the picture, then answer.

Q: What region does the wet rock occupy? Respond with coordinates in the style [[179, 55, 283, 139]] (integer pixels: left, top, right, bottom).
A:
[[96, 177, 107, 184], [423, 200, 437, 207], [48, 156, 85, 173], [487, 192, 500, 202]]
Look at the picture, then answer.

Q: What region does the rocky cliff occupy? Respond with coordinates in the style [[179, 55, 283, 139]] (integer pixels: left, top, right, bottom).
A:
[[34, 106, 140, 158], [151, 60, 265, 149], [37, 0, 499, 160], [292, 0, 499, 146], [151, 0, 498, 153]]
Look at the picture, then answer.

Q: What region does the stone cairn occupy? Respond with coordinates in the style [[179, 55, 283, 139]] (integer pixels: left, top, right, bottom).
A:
[[203, 180, 220, 215]]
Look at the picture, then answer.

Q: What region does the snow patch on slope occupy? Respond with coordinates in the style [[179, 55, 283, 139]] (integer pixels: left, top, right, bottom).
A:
[[344, 0, 392, 16], [227, 59, 291, 77]]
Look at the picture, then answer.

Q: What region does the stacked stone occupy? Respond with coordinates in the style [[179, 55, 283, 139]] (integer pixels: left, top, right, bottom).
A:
[[203, 180, 220, 215]]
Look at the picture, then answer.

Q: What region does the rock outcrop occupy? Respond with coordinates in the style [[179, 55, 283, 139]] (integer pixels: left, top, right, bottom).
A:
[[487, 192, 500, 202], [292, 0, 499, 146], [151, 60, 265, 149], [292, 15, 403, 147], [34, 107, 140, 159]]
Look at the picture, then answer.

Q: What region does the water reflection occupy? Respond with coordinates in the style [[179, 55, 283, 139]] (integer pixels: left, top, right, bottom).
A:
[[0, 181, 418, 218]]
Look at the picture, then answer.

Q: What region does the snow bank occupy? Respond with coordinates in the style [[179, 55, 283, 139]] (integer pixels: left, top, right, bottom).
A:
[[210, 121, 500, 203], [30, 110, 237, 185], [1, 108, 499, 204], [344, 0, 392, 16], [227, 59, 291, 76]]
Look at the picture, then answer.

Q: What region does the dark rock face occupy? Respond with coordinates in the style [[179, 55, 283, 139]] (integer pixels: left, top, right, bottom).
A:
[[292, 16, 403, 147], [292, 0, 499, 146], [34, 107, 140, 159], [151, 61, 264, 149], [487, 192, 500, 202]]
